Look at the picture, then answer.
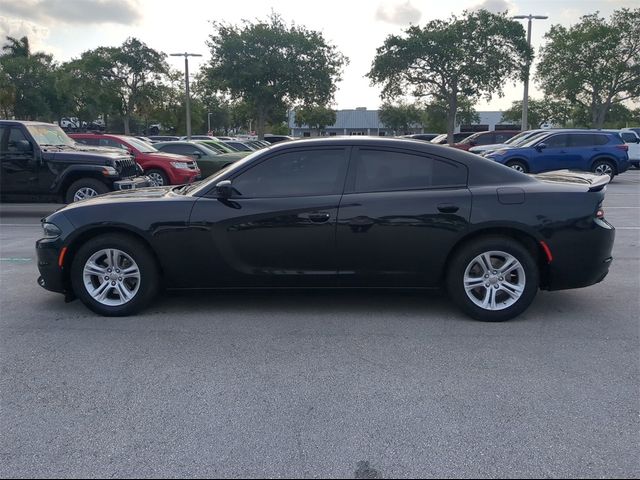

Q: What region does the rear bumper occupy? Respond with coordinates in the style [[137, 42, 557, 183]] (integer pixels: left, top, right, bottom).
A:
[[544, 218, 615, 291]]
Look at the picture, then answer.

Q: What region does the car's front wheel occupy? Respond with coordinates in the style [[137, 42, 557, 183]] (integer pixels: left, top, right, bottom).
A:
[[506, 160, 528, 173], [70, 234, 159, 316], [446, 236, 539, 322], [146, 169, 169, 187]]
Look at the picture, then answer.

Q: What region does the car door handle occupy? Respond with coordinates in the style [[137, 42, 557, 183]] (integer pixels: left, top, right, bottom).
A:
[[307, 212, 331, 223], [437, 203, 459, 213]]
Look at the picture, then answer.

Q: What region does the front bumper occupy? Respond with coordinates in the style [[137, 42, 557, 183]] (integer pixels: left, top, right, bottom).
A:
[[36, 238, 66, 294], [113, 175, 152, 190]]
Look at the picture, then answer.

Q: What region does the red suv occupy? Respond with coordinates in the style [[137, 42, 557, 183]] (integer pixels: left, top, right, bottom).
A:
[[451, 130, 520, 151], [70, 133, 200, 186]]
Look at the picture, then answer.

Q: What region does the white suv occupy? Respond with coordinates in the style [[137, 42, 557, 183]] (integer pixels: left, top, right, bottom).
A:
[[619, 129, 640, 169]]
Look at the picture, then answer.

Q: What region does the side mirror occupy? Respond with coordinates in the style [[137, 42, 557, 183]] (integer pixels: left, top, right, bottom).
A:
[[16, 140, 33, 152], [192, 151, 202, 159], [216, 180, 233, 198], [469, 140, 477, 147], [535, 143, 547, 152]]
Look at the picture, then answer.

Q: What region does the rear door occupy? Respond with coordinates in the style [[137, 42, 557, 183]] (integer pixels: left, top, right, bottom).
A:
[[620, 131, 640, 161], [336, 147, 471, 287]]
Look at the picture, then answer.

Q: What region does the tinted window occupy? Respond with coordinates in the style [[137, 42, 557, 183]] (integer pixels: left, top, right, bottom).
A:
[[98, 138, 124, 149], [544, 134, 570, 148], [352, 149, 466, 193], [159, 144, 193, 155], [475, 133, 495, 145], [232, 149, 347, 198], [621, 132, 638, 143], [8, 127, 28, 151], [569, 134, 609, 146], [495, 132, 515, 143]]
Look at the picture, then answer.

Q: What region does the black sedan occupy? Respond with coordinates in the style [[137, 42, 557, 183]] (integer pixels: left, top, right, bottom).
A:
[[36, 137, 615, 321]]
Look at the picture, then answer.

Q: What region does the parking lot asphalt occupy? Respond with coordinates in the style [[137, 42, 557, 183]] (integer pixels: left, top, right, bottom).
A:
[[1, 171, 639, 478]]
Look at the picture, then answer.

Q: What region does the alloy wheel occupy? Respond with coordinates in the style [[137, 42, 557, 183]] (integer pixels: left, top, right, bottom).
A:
[[594, 163, 613, 177], [463, 250, 526, 311], [82, 248, 141, 306], [148, 172, 165, 186], [73, 187, 98, 202]]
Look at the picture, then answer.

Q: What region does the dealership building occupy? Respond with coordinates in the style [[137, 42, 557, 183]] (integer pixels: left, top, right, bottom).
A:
[[288, 108, 518, 137]]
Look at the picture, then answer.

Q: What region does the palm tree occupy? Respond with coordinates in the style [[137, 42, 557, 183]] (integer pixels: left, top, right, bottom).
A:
[[2, 36, 30, 57]]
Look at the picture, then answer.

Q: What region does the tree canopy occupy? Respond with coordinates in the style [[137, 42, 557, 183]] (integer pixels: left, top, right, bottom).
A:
[[537, 8, 640, 129], [378, 101, 422, 134], [203, 13, 347, 138], [295, 104, 337, 134], [368, 9, 531, 144]]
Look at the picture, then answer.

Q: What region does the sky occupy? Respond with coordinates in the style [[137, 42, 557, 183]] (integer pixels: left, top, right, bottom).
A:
[[0, 0, 636, 112]]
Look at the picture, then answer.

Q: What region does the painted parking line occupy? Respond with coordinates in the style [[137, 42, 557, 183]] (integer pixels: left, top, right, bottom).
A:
[[0, 224, 42, 227], [0, 257, 32, 262]]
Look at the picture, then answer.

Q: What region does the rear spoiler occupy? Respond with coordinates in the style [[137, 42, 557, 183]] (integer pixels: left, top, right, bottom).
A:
[[530, 170, 610, 192]]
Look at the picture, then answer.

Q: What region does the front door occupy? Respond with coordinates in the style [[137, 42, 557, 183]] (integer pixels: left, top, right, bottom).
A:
[[336, 147, 471, 287], [186, 147, 349, 287], [0, 126, 39, 197]]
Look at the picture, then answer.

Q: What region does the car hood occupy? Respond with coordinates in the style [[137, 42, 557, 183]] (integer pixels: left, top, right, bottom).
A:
[[531, 170, 610, 192], [144, 152, 193, 162], [42, 146, 132, 164]]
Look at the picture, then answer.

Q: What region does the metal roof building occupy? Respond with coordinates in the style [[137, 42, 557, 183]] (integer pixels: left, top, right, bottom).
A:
[[288, 108, 518, 137]]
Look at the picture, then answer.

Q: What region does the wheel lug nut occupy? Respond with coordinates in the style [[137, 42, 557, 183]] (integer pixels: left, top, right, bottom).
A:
[[118, 277, 122, 281], [111, 281, 116, 286], [104, 276, 109, 280], [485, 274, 489, 278], [107, 268, 112, 273], [116, 269, 120, 273], [485, 283, 490, 287]]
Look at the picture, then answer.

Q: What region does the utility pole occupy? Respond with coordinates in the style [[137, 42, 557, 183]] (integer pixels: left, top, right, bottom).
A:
[[169, 52, 202, 140], [512, 14, 548, 131]]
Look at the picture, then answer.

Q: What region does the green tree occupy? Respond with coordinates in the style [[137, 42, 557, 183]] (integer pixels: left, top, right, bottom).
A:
[[537, 8, 640, 129], [422, 97, 478, 132], [0, 36, 58, 120], [378, 101, 421, 134], [368, 9, 531, 144], [501, 97, 572, 128], [203, 13, 348, 139], [76, 37, 169, 134], [295, 104, 336, 135]]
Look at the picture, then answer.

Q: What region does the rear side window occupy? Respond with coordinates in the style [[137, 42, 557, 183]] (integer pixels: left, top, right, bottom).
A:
[[159, 144, 191, 155], [8, 127, 28, 152], [232, 148, 348, 198], [620, 132, 638, 143], [352, 149, 466, 193]]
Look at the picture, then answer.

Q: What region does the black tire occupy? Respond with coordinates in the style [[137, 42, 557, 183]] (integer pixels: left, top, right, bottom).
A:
[[591, 159, 616, 179], [70, 233, 159, 316], [65, 178, 109, 203], [146, 169, 169, 186], [446, 236, 539, 322], [506, 160, 529, 173]]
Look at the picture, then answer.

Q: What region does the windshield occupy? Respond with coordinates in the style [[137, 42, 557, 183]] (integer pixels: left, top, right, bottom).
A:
[[26, 124, 75, 147], [430, 134, 446, 143], [520, 132, 551, 148], [197, 141, 227, 154], [504, 131, 531, 145], [460, 132, 483, 144], [124, 137, 158, 153]]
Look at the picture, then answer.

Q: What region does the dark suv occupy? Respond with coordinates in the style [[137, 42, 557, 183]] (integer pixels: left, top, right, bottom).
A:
[[0, 120, 149, 203]]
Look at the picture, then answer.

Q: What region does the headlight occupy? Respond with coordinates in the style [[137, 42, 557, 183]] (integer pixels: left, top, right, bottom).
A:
[[42, 222, 61, 238], [102, 166, 118, 176], [170, 161, 191, 169]]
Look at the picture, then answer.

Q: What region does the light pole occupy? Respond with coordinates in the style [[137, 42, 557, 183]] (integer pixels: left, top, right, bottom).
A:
[[170, 52, 202, 140], [512, 14, 548, 131], [207, 112, 213, 134]]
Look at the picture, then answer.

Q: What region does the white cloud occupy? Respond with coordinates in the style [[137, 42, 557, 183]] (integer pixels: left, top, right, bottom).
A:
[[375, 1, 422, 25], [0, 0, 142, 26], [469, 0, 514, 14], [0, 16, 55, 54]]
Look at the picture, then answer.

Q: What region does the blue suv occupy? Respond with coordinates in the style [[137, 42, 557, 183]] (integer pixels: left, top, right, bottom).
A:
[[484, 130, 630, 178]]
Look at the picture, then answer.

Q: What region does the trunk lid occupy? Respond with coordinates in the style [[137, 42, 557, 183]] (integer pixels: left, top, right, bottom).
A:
[[530, 170, 610, 192]]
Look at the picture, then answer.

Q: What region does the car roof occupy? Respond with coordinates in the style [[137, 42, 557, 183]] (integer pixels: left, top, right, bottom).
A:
[[0, 120, 57, 126]]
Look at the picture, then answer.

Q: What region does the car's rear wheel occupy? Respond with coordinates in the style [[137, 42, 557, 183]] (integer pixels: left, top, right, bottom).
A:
[[70, 234, 159, 316], [506, 160, 528, 173], [65, 178, 109, 203], [591, 159, 616, 179], [146, 169, 169, 186], [446, 236, 539, 322]]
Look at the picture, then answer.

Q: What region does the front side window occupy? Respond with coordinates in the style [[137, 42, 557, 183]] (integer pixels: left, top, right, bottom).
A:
[[543, 134, 570, 148], [232, 149, 348, 198], [352, 149, 466, 193], [8, 127, 29, 152]]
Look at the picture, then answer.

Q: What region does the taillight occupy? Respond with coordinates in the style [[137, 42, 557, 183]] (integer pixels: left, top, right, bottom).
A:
[[615, 144, 629, 151], [596, 208, 605, 219]]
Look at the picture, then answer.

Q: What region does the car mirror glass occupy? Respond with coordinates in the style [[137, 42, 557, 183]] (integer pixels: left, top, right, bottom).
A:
[[536, 143, 547, 151], [16, 140, 33, 152]]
